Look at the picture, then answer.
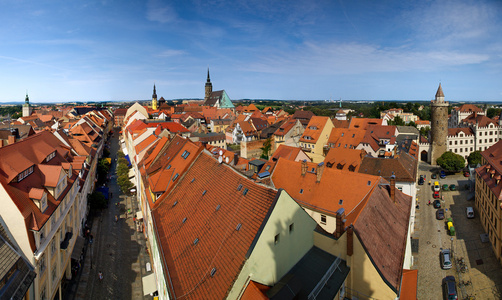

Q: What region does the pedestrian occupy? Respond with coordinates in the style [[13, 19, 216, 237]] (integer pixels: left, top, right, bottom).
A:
[[428, 200, 431, 206], [115, 215, 118, 222], [98, 271, 103, 281]]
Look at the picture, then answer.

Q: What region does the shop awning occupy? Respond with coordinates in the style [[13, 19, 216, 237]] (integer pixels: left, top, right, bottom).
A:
[[142, 273, 157, 296], [136, 211, 143, 220], [71, 236, 86, 260]]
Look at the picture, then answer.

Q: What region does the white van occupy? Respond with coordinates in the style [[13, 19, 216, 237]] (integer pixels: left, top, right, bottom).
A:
[[466, 207, 474, 219], [434, 181, 440, 192]]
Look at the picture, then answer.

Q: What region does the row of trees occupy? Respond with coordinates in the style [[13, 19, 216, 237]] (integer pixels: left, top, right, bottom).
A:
[[436, 150, 482, 172], [117, 151, 134, 193]]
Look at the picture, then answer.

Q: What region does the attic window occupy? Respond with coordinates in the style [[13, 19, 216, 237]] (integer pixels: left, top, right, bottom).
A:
[[216, 204, 221, 211], [243, 188, 249, 196], [237, 184, 243, 191], [236, 223, 242, 231], [341, 133, 344, 137], [311, 167, 315, 172], [339, 199, 343, 205], [173, 201, 178, 206], [191, 178, 195, 183], [17, 165, 34, 182], [202, 190, 207, 195], [193, 238, 199, 245], [367, 181, 371, 185], [182, 217, 187, 223], [173, 173, 179, 181], [352, 134, 355, 138], [210, 268, 217, 277], [46, 151, 56, 162], [300, 189, 303, 194], [166, 165, 171, 170], [181, 150, 190, 159]]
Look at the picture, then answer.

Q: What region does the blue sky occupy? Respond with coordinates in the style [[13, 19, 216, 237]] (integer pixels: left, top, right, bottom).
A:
[[0, 0, 501, 102]]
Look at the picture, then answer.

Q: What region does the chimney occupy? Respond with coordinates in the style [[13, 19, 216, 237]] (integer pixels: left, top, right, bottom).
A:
[[316, 162, 325, 183], [233, 153, 239, 166], [301, 159, 307, 176], [8, 134, 16, 144], [334, 208, 346, 238], [390, 175, 396, 202]]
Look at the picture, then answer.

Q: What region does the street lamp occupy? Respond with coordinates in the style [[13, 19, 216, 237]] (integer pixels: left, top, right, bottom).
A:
[[89, 238, 93, 269]]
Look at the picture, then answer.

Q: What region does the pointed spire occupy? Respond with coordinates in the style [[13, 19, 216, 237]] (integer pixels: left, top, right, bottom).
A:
[[207, 68, 211, 83], [435, 83, 444, 98], [152, 83, 157, 99], [25, 90, 29, 104]]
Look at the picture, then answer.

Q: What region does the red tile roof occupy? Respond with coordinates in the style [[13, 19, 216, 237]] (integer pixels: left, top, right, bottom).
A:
[[349, 118, 383, 130], [324, 147, 365, 171], [241, 281, 270, 300], [152, 151, 279, 299], [300, 116, 332, 143], [271, 145, 306, 162], [399, 269, 418, 300]]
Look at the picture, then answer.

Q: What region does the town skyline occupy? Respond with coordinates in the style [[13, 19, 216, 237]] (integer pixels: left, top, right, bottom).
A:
[[0, 0, 501, 102]]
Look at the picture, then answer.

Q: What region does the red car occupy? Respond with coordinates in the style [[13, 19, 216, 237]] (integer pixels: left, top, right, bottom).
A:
[[434, 191, 440, 198], [464, 171, 470, 177]]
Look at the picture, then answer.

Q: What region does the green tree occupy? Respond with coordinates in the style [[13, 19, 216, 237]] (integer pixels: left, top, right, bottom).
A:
[[467, 151, 482, 166], [437, 152, 466, 171], [88, 191, 107, 209], [487, 108, 501, 119], [388, 115, 405, 126], [97, 158, 111, 185], [260, 138, 273, 159]]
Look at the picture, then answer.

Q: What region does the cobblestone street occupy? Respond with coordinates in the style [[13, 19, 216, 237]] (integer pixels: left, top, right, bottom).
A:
[[64, 129, 152, 300], [414, 163, 502, 300]]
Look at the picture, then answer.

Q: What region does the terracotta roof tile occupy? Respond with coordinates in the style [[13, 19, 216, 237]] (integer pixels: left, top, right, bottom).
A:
[[152, 152, 278, 299], [300, 116, 332, 143]]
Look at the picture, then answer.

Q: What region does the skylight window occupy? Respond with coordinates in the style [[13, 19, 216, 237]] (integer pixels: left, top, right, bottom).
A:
[[300, 189, 303, 194], [339, 199, 343, 205], [181, 150, 190, 159], [210, 268, 217, 277], [173, 173, 179, 181], [166, 165, 171, 170], [182, 217, 187, 223], [237, 184, 243, 191], [216, 204, 221, 211], [173, 201, 178, 206], [243, 188, 249, 196], [202, 190, 207, 195], [193, 238, 199, 245], [367, 181, 371, 185], [236, 223, 242, 231], [191, 178, 195, 183]]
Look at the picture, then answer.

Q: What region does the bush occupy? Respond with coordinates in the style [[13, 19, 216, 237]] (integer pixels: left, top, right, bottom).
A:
[[88, 192, 107, 209], [437, 152, 465, 172]]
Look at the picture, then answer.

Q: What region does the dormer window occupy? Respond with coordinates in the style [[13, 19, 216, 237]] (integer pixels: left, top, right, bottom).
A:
[[17, 165, 34, 182], [46, 151, 56, 162], [310, 126, 318, 130]]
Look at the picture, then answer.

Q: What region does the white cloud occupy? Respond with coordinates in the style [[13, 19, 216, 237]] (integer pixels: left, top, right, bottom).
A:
[[146, 0, 177, 23], [157, 49, 186, 57]]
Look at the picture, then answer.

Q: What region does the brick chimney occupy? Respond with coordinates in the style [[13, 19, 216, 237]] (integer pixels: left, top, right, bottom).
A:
[[301, 159, 307, 176], [316, 162, 325, 183], [233, 153, 239, 166], [8, 134, 16, 145], [390, 175, 396, 202], [334, 208, 346, 238]]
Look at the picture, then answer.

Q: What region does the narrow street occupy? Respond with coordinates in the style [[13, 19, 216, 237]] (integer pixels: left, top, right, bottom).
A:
[[64, 128, 152, 300]]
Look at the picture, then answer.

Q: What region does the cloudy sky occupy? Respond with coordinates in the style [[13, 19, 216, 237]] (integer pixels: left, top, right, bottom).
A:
[[0, 0, 501, 102]]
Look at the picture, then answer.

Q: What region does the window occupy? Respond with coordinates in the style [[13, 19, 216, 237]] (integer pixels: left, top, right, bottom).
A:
[[181, 150, 190, 159], [173, 173, 179, 181], [289, 223, 294, 233], [51, 240, 56, 254], [39, 253, 46, 275], [300, 189, 303, 194], [52, 267, 57, 285], [274, 234, 280, 245], [320, 214, 327, 225], [40, 285, 47, 300]]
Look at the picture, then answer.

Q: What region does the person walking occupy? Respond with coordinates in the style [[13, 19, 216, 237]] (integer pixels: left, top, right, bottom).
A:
[[98, 271, 103, 281]]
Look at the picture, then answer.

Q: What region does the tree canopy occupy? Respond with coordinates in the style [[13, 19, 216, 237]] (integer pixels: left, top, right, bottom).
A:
[[437, 151, 466, 171], [467, 151, 482, 166]]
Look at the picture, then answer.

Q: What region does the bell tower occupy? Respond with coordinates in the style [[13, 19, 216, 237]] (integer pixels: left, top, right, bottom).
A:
[[205, 68, 212, 102], [152, 84, 158, 110], [22, 91, 32, 117], [429, 83, 449, 165]]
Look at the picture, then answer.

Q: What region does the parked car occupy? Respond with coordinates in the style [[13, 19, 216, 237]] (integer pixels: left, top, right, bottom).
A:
[[431, 173, 437, 179], [418, 175, 424, 185], [440, 170, 446, 178], [434, 181, 440, 191], [442, 276, 458, 299], [440, 249, 452, 269], [449, 184, 456, 191], [436, 209, 445, 220], [466, 207, 475, 219], [464, 171, 470, 177], [433, 199, 441, 208], [434, 191, 440, 199], [442, 184, 449, 191]]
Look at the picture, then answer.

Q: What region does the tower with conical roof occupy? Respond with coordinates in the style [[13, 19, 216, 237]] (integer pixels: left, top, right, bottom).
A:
[[429, 83, 449, 165], [205, 68, 212, 102], [22, 92, 32, 117], [152, 84, 158, 110]]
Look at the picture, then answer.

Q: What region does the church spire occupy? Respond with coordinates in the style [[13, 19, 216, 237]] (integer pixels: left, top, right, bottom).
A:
[[205, 68, 213, 102], [25, 91, 29, 104], [152, 83, 157, 99], [206, 68, 211, 83]]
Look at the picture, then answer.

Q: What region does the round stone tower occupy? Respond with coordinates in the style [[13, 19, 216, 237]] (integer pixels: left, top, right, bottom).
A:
[[429, 83, 449, 165]]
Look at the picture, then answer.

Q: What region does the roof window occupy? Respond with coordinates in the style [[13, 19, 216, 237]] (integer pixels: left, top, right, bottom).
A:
[[216, 204, 221, 211], [236, 223, 242, 231], [202, 190, 207, 195], [173, 173, 179, 181], [367, 180, 371, 185], [339, 199, 343, 205], [166, 165, 171, 170], [237, 184, 243, 191], [173, 201, 178, 206], [182, 217, 187, 223], [210, 268, 217, 277], [300, 189, 303, 194], [243, 188, 249, 196], [181, 150, 190, 159], [191, 178, 195, 183], [193, 238, 199, 245]]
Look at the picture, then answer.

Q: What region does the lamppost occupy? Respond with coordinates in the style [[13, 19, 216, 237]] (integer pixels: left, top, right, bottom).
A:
[[89, 238, 93, 269]]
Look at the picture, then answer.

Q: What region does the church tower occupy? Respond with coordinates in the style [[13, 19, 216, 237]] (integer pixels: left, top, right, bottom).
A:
[[22, 92, 32, 117], [429, 83, 449, 165], [205, 68, 212, 102], [152, 84, 158, 110]]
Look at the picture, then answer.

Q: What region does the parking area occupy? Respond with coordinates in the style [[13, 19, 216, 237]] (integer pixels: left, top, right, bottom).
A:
[[414, 163, 502, 299]]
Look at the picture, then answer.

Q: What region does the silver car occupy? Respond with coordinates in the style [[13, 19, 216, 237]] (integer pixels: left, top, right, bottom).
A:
[[440, 249, 452, 270]]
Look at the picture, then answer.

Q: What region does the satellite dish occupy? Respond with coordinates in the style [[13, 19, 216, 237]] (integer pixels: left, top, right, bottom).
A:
[[219, 149, 223, 156], [225, 157, 229, 164], [218, 156, 223, 164]]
